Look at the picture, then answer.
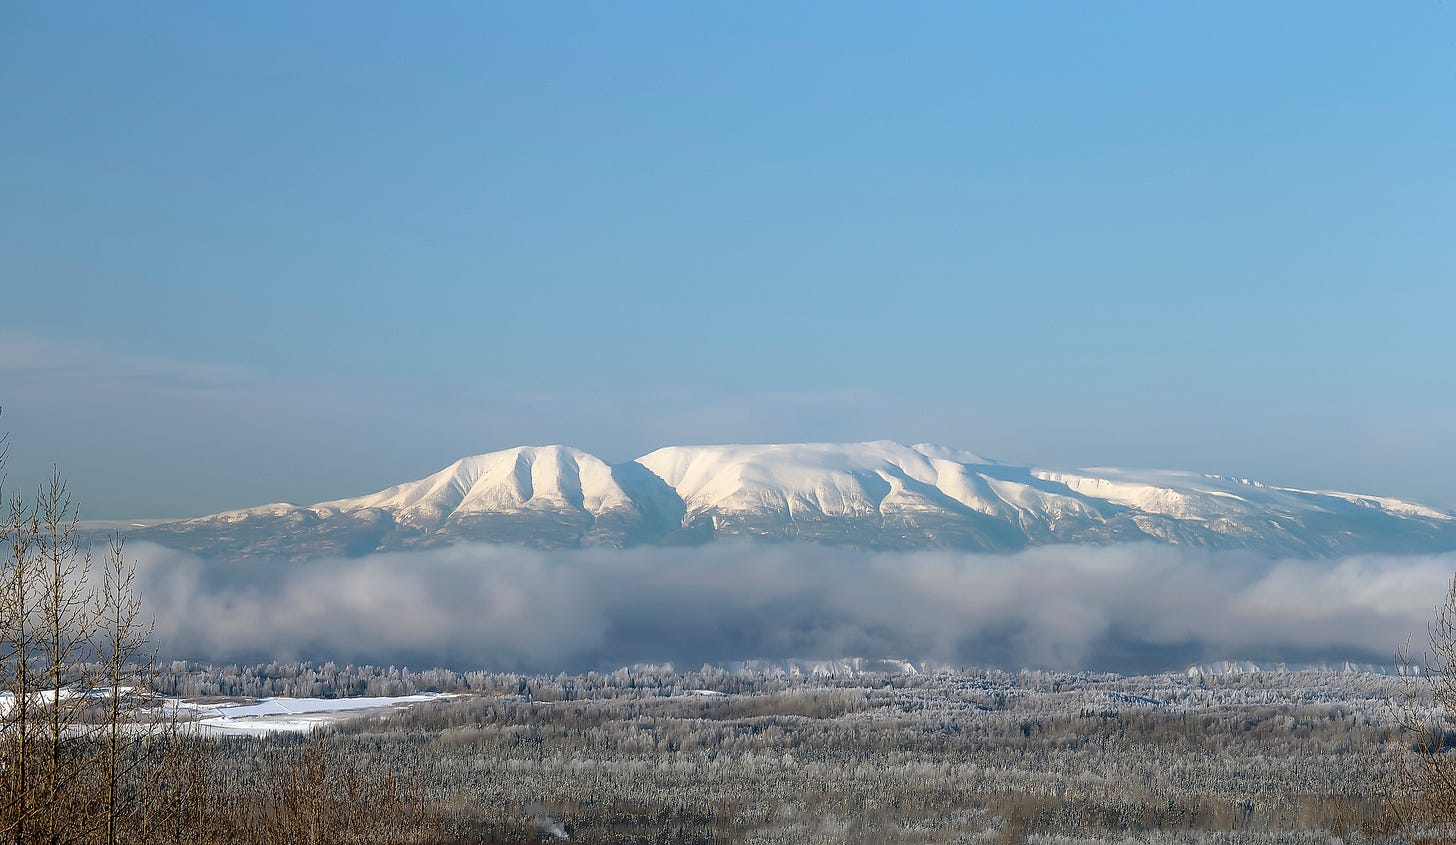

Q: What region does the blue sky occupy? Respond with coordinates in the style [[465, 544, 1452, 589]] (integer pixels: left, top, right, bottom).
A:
[[3, 3, 1454, 518]]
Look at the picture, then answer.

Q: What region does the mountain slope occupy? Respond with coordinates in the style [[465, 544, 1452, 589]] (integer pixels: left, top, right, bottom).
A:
[[131, 442, 1456, 560]]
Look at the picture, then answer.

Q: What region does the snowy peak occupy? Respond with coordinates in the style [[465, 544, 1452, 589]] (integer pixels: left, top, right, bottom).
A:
[[641, 441, 932, 515], [133, 441, 1456, 560], [1034, 467, 1455, 525], [316, 446, 632, 531], [909, 443, 993, 464], [636, 441, 1005, 519]]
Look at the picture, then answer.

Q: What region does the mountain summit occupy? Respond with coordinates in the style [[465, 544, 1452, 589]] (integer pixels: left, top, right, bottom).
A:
[[132, 441, 1456, 560]]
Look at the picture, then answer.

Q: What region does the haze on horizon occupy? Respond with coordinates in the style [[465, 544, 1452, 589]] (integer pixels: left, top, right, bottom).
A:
[[3, 4, 1454, 519]]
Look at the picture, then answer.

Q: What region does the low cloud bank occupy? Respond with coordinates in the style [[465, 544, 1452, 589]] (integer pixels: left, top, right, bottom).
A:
[[128, 542, 1455, 674]]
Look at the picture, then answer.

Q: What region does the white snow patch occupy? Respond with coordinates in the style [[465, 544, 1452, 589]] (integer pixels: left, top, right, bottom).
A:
[[173, 693, 448, 736]]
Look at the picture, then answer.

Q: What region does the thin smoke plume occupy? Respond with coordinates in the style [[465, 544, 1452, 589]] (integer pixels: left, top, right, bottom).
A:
[[127, 541, 1454, 674]]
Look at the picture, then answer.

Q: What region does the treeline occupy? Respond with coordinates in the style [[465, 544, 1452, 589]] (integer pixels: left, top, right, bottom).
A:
[[150, 658, 878, 700], [8, 728, 450, 844], [152, 655, 1411, 707], [125, 660, 1436, 841], [303, 666, 1415, 843], [114, 657, 1428, 843]]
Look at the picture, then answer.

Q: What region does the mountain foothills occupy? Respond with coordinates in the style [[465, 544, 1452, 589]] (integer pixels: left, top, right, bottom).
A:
[[130, 442, 1456, 561]]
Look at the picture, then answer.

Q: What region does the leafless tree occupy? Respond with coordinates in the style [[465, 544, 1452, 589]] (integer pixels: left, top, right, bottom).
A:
[[33, 469, 97, 844], [1394, 573, 1456, 841], [91, 533, 156, 845], [0, 423, 42, 845], [0, 416, 158, 844]]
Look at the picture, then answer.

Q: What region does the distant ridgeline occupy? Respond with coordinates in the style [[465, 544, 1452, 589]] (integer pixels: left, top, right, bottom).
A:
[[111, 442, 1456, 561]]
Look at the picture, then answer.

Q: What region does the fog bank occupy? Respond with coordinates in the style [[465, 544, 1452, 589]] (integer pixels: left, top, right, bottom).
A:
[[129, 541, 1453, 674]]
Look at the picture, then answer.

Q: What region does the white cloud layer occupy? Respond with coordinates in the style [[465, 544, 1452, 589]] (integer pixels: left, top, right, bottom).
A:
[[128, 541, 1454, 673]]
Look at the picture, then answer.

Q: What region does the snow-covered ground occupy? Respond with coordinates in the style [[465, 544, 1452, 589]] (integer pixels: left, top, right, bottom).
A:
[[0, 687, 134, 716], [163, 693, 449, 735]]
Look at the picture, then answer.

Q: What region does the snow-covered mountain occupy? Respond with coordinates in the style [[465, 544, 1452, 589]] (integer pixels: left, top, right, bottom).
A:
[[132, 441, 1456, 560]]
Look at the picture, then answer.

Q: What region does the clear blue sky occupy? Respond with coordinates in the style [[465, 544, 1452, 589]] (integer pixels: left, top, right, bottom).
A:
[[3, 3, 1454, 518]]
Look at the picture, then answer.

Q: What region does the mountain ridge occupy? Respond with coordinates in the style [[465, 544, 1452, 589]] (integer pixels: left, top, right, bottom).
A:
[[128, 441, 1456, 561]]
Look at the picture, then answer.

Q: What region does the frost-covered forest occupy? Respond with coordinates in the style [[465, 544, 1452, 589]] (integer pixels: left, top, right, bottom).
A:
[[163, 661, 1428, 843]]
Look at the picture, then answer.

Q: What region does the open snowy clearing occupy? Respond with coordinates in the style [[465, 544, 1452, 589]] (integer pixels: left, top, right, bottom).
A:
[[163, 692, 451, 735]]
